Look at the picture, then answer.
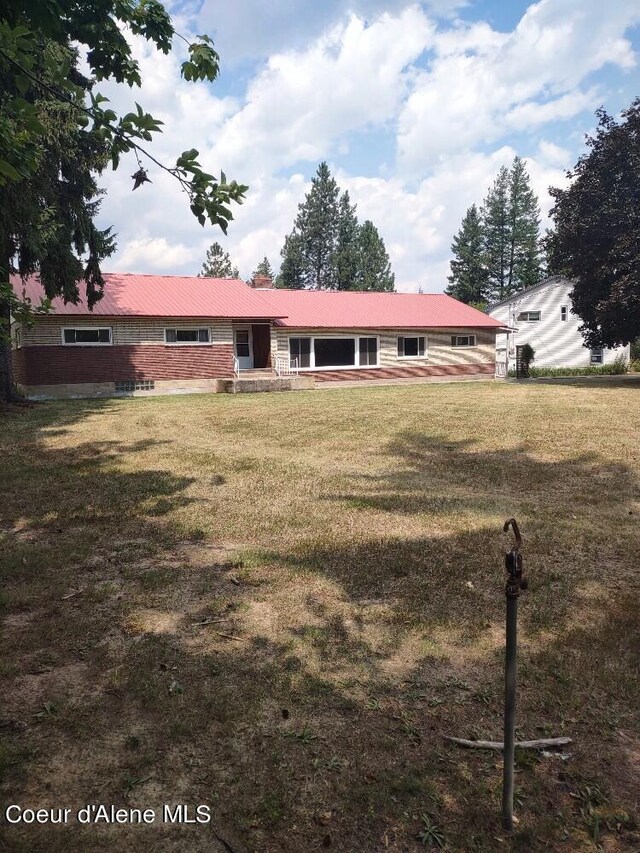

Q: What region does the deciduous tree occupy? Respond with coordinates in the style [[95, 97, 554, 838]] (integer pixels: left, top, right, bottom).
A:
[[547, 100, 640, 347], [0, 0, 247, 400]]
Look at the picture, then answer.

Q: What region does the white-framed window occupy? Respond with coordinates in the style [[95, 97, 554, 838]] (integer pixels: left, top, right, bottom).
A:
[[397, 336, 426, 358], [359, 337, 378, 366], [560, 306, 567, 321], [62, 327, 112, 345], [287, 336, 379, 370], [590, 348, 603, 364], [164, 328, 210, 344], [517, 311, 541, 322], [451, 335, 476, 347]]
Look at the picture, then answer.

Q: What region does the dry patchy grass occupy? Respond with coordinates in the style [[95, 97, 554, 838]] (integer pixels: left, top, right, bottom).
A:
[[1, 377, 639, 852]]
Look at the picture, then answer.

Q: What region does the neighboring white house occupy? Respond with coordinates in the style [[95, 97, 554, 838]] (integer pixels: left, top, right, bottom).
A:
[[489, 276, 630, 370]]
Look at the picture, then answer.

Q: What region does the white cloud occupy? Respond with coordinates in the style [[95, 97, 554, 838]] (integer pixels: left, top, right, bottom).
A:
[[111, 237, 197, 271], [396, 0, 640, 175], [95, 1, 639, 293], [209, 7, 435, 178]]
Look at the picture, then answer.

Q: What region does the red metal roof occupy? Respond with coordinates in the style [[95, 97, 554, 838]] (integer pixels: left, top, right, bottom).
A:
[[11, 273, 284, 320], [262, 289, 503, 329], [11, 273, 502, 329]]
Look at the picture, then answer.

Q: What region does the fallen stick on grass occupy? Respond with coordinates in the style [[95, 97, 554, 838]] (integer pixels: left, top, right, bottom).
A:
[[213, 631, 244, 641], [444, 736, 572, 751], [192, 618, 230, 626], [61, 588, 84, 600]]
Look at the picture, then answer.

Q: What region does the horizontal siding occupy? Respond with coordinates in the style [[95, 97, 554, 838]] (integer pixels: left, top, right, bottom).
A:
[[19, 344, 234, 385], [490, 280, 629, 367], [312, 363, 494, 382], [21, 317, 234, 346], [12, 348, 27, 384], [275, 327, 495, 368]]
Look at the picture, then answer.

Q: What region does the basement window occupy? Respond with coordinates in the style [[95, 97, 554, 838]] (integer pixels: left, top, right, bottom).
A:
[[165, 328, 210, 344], [115, 380, 155, 393], [62, 327, 112, 345], [451, 335, 476, 347], [397, 336, 426, 358]]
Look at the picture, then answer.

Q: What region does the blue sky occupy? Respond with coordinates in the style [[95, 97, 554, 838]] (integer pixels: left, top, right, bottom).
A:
[[96, 0, 640, 291]]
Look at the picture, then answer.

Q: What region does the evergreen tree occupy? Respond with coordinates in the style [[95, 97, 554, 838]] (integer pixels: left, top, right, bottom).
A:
[[482, 158, 541, 303], [507, 156, 541, 292], [481, 165, 510, 303], [282, 162, 339, 289], [251, 257, 274, 280], [276, 233, 305, 289], [355, 221, 395, 292], [199, 242, 239, 278], [333, 191, 359, 290], [1, 42, 115, 401], [445, 204, 487, 305]]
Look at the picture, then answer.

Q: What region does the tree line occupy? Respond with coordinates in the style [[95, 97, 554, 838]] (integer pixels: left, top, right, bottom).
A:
[[200, 162, 395, 292], [445, 156, 542, 309]]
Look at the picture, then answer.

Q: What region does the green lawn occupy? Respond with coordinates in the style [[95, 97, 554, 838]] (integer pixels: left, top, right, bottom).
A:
[[1, 378, 639, 852]]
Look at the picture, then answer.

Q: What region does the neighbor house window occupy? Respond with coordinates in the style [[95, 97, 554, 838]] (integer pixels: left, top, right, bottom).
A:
[[62, 327, 112, 345], [359, 337, 378, 366], [164, 328, 210, 344], [451, 335, 476, 347], [560, 306, 567, 321], [397, 336, 426, 358], [590, 348, 603, 364], [289, 337, 311, 368], [517, 311, 541, 322]]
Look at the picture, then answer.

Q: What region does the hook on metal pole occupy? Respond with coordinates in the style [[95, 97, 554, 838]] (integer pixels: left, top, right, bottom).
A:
[[502, 518, 526, 832]]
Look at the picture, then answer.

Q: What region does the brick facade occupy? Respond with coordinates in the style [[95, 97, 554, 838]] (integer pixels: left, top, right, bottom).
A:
[[310, 363, 495, 382], [17, 344, 234, 385]]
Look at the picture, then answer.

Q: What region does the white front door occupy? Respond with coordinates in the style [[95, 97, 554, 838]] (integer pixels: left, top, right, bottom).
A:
[[234, 326, 253, 369]]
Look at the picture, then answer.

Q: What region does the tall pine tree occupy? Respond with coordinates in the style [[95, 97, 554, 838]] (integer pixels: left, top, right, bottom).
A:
[[507, 156, 541, 293], [251, 257, 274, 280], [445, 204, 487, 306], [278, 163, 395, 291], [355, 221, 395, 292], [482, 166, 510, 303], [482, 158, 541, 303], [198, 242, 239, 278], [276, 234, 305, 289], [333, 191, 359, 291], [280, 162, 339, 289]]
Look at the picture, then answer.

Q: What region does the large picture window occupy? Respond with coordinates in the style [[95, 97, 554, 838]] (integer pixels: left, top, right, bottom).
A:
[[397, 336, 426, 358], [165, 328, 210, 344], [288, 336, 378, 370], [62, 327, 112, 345], [314, 338, 355, 367]]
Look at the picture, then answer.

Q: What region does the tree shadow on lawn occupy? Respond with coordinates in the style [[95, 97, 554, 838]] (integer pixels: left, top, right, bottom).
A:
[[308, 430, 636, 639], [1, 406, 639, 852]]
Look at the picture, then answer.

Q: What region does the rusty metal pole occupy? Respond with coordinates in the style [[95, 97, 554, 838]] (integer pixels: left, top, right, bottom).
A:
[[502, 519, 526, 832]]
